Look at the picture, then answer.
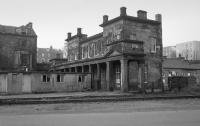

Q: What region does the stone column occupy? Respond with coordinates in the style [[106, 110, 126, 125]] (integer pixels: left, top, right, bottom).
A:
[[96, 63, 100, 90], [75, 67, 78, 72], [106, 62, 111, 91], [120, 59, 128, 92], [89, 64, 93, 90], [140, 63, 145, 93], [29, 54, 32, 70], [88, 65, 92, 73], [81, 66, 84, 73], [138, 64, 142, 89]]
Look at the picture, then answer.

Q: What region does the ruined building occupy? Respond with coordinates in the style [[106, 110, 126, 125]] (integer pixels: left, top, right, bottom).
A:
[[0, 23, 37, 71], [52, 7, 163, 92]]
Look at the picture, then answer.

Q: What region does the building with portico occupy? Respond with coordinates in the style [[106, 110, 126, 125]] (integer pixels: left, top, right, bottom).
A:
[[51, 7, 163, 92]]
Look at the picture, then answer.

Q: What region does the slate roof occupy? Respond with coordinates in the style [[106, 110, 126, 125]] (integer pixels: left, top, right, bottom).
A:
[[0, 23, 37, 36], [163, 58, 200, 70]]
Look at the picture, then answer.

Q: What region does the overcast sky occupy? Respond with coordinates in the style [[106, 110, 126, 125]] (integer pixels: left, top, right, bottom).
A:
[[0, 0, 200, 49]]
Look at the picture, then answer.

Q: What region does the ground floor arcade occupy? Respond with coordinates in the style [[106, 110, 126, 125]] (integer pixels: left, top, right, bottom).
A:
[[53, 55, 147, 92]]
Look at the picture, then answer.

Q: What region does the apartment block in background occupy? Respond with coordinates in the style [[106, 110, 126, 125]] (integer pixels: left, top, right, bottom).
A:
[[176, 41, 200, 60], [163, 46, 176, 58]]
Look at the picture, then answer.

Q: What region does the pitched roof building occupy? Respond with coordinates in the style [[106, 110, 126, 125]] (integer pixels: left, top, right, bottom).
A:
[[163, 57, 200, 87]]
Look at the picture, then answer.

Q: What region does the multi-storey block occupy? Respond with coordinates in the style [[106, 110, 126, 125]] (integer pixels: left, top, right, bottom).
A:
[[53, 7, 163, 92]]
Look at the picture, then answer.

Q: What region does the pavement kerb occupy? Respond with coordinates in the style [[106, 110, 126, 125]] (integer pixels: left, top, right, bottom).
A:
[[0, 95, 200, 105]]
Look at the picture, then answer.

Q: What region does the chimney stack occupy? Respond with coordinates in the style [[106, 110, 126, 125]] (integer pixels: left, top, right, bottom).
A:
[[137, 10, 147, 19], [77, 28, 82, 36], [26, 22, 32, 29], [67, 32, 71, 39], [103, 15, 108, 23], [155, 14, 162, 22], [120, 7, 127, 16]]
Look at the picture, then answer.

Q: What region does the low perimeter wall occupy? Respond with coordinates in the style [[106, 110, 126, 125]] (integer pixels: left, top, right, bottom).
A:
[[0, 72, 91, 94]]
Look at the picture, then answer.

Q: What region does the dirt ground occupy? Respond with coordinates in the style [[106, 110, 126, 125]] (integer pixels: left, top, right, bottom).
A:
[[0, 98, 200, 115]]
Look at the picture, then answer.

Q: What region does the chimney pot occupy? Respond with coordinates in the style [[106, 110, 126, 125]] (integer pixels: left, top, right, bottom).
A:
[[155, 14, 162, 22], [120, 7, 127, 16], [103, 15, 108, 23], [77, 28, 82, 36], [68, 32, 71, 39], [26, 22, 32, 29], [137, 10, 147, 19]]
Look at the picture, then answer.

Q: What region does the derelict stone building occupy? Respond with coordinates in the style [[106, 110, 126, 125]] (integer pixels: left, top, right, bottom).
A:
[[52, 7, 163, 92], [0, 23, 37, 72]]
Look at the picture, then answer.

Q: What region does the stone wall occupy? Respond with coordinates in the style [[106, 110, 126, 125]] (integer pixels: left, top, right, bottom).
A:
[[0, 32, 37, 71], [0, 72, 91, 94], [163, 69, 200, 90]]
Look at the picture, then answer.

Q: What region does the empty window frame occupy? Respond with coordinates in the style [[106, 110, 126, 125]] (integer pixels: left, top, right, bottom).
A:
[[82, 45, 88, 59], [57, 74, 64, 82], [131, 43, 139, 49], [78, 75, 85, 82], [150, 37, 157, 53], [42, 74, 50, 82]]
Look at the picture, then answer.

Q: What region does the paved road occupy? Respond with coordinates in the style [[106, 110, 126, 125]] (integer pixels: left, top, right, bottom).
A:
[[0, 110, 200, 126], [1, 99, 200, 126]]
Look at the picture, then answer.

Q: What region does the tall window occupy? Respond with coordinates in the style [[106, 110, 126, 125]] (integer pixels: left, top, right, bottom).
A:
[[89, 43, 94, 57], [75, 52, 78, 60], [82, 46, 88, 59], [150, 38, 157, 53], [21, 54, 29, 66], [94, 42, 101, 56], [57, 74, 64, 82]]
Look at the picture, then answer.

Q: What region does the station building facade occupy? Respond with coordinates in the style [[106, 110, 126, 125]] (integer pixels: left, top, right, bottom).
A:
[[52, 7, 163, 92]]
